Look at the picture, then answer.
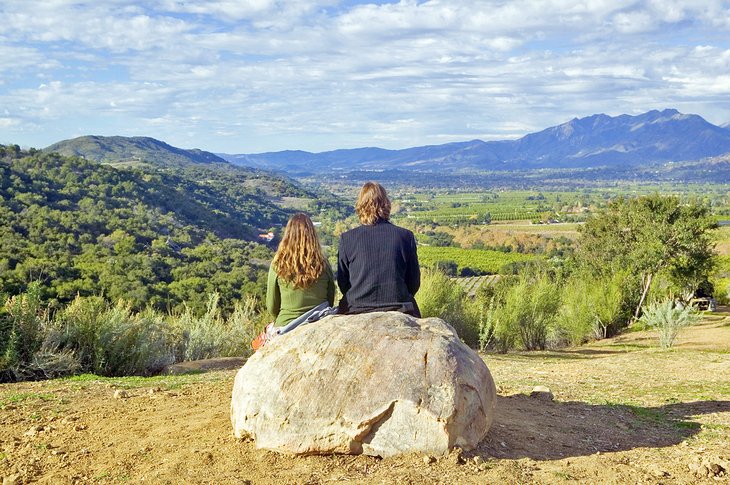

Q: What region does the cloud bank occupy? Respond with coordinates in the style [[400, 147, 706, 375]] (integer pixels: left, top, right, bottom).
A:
[[1, 0, 729, 152]]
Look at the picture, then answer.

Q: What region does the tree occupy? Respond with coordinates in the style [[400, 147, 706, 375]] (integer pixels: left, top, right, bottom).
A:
[[578, 195, 717, 321]]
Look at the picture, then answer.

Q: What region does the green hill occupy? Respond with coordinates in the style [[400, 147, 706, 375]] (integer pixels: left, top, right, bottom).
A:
[[44, 135, 228, 168], [0, 144, 341, 313]]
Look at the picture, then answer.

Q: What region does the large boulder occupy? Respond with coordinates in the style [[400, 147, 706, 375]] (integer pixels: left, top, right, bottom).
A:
[[230, 311, 497, 457]]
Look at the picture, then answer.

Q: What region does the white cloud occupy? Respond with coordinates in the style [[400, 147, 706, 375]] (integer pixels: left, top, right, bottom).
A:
[[1, 0, 729, 151]]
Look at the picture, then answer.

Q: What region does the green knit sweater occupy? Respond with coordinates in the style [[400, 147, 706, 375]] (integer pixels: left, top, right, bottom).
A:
[[266, 263, 335, 325]]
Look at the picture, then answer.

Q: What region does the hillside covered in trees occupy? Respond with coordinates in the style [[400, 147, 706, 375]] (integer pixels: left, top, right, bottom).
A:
[[0, 143, 341, 313]]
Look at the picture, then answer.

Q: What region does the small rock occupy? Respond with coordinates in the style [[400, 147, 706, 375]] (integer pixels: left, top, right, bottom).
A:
[[447, 448, 465, 465], [73, 424, 87, 432], [689, 461, 709, 477], [3, 474, 20, 485], [708, 462, 724, 476], [473, 456, 484, 466], [113, 390, 128, 399], [24, 425, 43, 437], [423, 455, 435, 465], [530, 386, 554, 401], [647, 465, 669, 478], [689, 458, 726, 478]]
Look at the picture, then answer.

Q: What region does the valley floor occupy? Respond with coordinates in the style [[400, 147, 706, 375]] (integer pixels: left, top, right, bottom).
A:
[[1, 316, 729, 484]]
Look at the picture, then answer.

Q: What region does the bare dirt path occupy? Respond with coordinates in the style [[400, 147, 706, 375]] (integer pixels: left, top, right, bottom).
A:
[[1, 318, 729, 484]]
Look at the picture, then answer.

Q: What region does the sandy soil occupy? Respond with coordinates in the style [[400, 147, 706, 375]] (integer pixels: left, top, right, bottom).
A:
[[1, 317, 729, 484]]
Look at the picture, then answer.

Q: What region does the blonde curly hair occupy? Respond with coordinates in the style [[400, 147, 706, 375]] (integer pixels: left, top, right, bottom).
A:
[[355, 182, 391, 225], [272, 213, 327, 289]]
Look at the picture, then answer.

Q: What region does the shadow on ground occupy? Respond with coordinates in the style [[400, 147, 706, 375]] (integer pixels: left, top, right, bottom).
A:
[[474, 395, 730, 461]]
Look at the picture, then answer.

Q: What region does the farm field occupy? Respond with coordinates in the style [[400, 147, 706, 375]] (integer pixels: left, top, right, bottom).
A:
[[392, 186, 730, 225], [418, 246, 536, 274], [452, 275, 501, 297], [1, 316, 728, 484]]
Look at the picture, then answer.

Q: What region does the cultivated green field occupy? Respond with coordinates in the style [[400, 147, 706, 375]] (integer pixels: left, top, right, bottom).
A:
[[393, 186, 730, 225], [418, 246, 536, 274]]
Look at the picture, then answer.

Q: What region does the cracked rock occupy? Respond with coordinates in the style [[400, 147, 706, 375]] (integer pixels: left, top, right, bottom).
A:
[[231, 312, 497, 457]]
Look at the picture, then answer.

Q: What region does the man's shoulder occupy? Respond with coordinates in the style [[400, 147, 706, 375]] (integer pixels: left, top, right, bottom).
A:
[[341, 221, 414, 239], [387, 222, 415, 239], [340, 226, 360, 240]]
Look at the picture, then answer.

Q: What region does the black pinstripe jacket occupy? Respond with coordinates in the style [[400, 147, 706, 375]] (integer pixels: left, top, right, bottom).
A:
[[336, 220, 421, 317]]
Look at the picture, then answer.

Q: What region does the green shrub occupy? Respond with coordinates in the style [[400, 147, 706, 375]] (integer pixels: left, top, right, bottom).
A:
[[175, 293, 258, 361], [555, 277, 594, 346], [556, 272, 627, 345], [225, 296, 262, 359], [416, 269, 480, 347], [478, 296, 498, 351], [1, 288, 261, 381], [639, 299, 699, 349], [488, 271, 561, 351], [46, 295, 108, 370], [0, 283, 49, 379], [95, 304, 178, 376]]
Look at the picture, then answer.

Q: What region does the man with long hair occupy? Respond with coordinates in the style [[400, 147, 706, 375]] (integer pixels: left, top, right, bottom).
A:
[[337, 182, 421, 317]]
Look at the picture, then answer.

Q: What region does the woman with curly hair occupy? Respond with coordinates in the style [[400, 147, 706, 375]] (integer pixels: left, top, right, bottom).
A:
[[254, 213, 335, 349]]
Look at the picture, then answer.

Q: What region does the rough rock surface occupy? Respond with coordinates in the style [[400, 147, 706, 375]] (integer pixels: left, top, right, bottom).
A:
[[230, 311, 497, 457]]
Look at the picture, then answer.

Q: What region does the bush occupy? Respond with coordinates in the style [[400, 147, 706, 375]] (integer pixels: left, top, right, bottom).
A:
[[639, 299, 699, 349], [21, 349, 81, 381], [416, 269, 480, 347], [0, 283, 50, 380], [556, 271, 627, 345], [713, 278, 730, 305], [175, 293, 259, 361], [433, 260, 458, 277], [46, 295, 108, 371], [94, 304, 179, 376], [477, 296, 498, 351], [487, 271, 561, 351], [1, 288, 261, 381]]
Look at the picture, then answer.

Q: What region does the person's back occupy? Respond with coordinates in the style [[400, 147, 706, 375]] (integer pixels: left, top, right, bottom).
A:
[[268, 263, 333, 325], [337, 182, 420, 317], [266, 213, 335, 326]]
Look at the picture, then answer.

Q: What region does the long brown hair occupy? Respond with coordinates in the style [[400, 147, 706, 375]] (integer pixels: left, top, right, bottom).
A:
[[272, 213, 327, 289], [355, 182, 391, 225]]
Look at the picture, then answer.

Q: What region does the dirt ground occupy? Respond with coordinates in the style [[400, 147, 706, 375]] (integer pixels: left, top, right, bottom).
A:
[[1, 316, 729, 484]]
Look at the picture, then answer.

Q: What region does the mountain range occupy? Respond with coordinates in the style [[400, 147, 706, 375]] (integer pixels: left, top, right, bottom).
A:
[[41, 109, 730, 185], [219, 109, 730, 174]]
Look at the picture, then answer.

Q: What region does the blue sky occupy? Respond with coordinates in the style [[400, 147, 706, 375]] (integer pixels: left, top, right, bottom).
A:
[[1, 0, 729, 153]]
